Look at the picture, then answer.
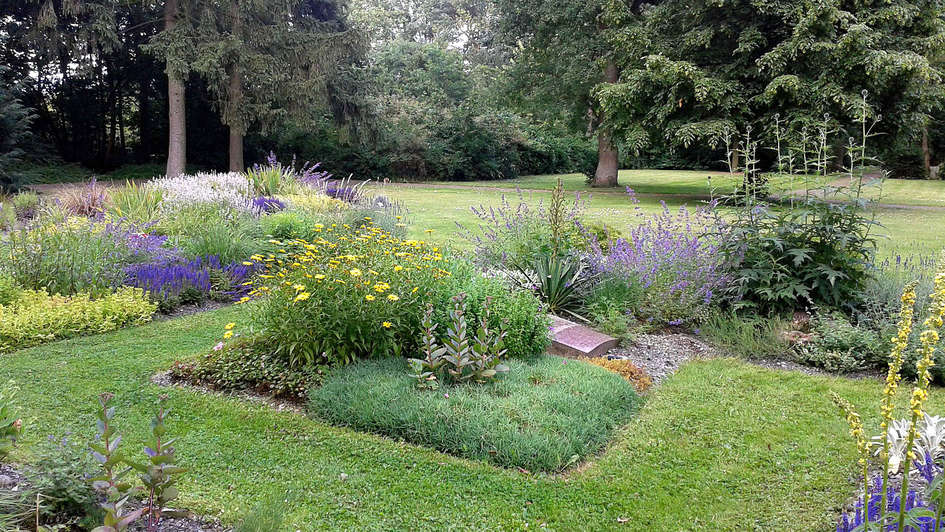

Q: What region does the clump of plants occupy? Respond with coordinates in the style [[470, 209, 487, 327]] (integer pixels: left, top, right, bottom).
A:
[[0, 381, 22, 461], [408, 295, 510, 388], [832, 253, 945, 530], [0, 287, 156, 353], [60, 177, 108, 217], [11, 190, 39, 221], [791, 311, 886, 373]]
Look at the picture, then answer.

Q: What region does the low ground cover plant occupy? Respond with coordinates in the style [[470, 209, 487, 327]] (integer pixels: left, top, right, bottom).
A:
[[309, 355, 640, 472], [0, 287, 155, 353], [0, 381, 21, 461]]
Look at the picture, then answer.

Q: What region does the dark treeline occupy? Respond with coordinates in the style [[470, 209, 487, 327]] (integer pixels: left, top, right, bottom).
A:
[[2, 0, 945, 189]]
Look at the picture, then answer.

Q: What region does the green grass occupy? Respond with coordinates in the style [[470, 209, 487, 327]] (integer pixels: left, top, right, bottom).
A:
[[1, 306, 940, 530], [309, 356, 640, 473]]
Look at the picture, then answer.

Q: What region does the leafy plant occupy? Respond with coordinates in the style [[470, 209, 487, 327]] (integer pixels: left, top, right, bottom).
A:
[[0, 274, 21, 306], [0, 287, 156, 353], [513, 252, 589, 319], [11, 191, 39, 221], [107, 181, 163, 223], [244, 154, 296, 196], [128, 395, 187, 530], [792, 311, 886, 373], [407, 304, 446, 389], [59, 177, 108, 217], [28, 436, 100, 527], [90, 392, 144, 532], [0, 381, 22, 461], [0, 487, 34, 532]]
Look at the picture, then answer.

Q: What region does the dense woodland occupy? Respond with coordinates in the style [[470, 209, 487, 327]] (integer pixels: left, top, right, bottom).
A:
[[2, 0, 945, 189]]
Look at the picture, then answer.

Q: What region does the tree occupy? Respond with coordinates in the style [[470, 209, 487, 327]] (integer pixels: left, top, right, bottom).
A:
[[0, 69, 36, 191], [598, 0, 945, 177], [191, 0, 361, 172]]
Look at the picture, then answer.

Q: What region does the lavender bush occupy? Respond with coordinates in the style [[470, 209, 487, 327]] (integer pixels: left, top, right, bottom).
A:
[[124, 255, 257, 312], [251, 196, 286, 215], [586, 191, 730, 326]]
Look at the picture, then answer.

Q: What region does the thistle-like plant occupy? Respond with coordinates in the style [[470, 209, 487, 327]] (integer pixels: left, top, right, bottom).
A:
[[90, 393, 144, 532], [0, 381, 22, 462]]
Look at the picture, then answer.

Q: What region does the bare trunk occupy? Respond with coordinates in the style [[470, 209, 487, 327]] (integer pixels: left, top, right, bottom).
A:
[[593, 60, 619, 187], [922, 127, 931, 178], [227, 0, 244, 173], [165, 0, 186, 177]]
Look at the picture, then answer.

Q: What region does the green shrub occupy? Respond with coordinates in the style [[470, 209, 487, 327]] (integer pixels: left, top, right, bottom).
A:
[[245, 159, 297, 196], [0, 381, 21, 461], [157, 204, 263, 264], [720, 199, 878, 312], [0, 274, 21, 306], [583, 275, 644, 337], [107, 181, 163, 223], [260, 210, 327, 241], [0, 287, 156, 353], [171, 338, 328, 401], [27, 436, 100, 528], [11, 191, 39, 220], [1, 220, 137, 297], [699, 310, 788, 359], [309, 356, 640, 472], [793, 311, 886, 373]]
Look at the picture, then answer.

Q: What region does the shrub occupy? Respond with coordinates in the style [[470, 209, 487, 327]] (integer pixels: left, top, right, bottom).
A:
[[156, 204, 263, 264], [0, 287, 156, 352], [1, 219, 147, 297], [585, 357, 652, 393], [589, 197, 729, 326], [107, 180, 163, 223], [245, 222, 463, 367], [152, 172, 252, 215], [277, 193, 347, 214], [309, 356, 640, 472], [124, 255, 255, 312], [0, 274, 21, 306], [244, 154, 297, 196], [792, 311, 886, 373], [172, 338, 328, 401], [11, 190, 39, 220], [698, 310, 788, 359], [583, 275, 644, 337], [28, 435, 100, 528], [719, 198, 878, 313], [0, 381, 22, 461]]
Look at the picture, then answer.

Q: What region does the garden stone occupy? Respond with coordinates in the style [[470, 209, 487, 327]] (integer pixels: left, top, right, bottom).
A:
[[548, 316, 619, 358]]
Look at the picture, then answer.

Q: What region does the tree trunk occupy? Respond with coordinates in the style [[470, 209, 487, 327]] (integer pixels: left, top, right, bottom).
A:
[[922, 126, 931, 178], [165, 0, 186, 177], [592, 60, 619, 187], [227, 0, 244, 173]]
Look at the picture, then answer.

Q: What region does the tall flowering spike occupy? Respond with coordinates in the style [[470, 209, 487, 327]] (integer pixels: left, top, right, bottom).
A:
[[833, 391, 872, 528]]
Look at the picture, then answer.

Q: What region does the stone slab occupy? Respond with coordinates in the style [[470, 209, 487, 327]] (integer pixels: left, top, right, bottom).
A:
[[548, 315, 619, 358]]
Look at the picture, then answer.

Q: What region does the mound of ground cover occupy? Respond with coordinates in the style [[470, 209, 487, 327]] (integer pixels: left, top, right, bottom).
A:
[[308, 356, 640, 472]]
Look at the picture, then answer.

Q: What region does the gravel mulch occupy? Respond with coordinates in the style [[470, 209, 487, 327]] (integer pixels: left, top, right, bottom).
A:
[[603, 333, 720, 385]]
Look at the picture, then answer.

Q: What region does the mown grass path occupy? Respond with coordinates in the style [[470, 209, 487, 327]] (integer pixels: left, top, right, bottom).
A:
[[2, 306, 935, 530]]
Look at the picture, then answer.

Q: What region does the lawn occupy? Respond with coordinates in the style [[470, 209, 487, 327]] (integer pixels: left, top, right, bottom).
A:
[[0, 306, 929, 530], [376, 178, 945, 259]]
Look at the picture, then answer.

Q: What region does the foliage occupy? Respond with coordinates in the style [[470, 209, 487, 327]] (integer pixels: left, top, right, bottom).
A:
[[28, 436, 100, 527], [244, 158, 297, 197], [152, 172, 253, 216], [0, 487, 33, 532], [0, 69, 34, 192], [793, 311, 886, 373], [513, 252, 589, 318], [59, 178, 108, 218], [11, 191, 39, 221], [831, 254, 945, 531], [90, 392, 144, 532], [244, 222, 461, 367], [0, 287, 155, 353], [697, 310, 787, 359], [0, 381, 22, 462], [127, 396, 188, 529], [124, 255, 256, 313], [1, 218, 146, 297], [171, 338, 328, 401], [0, 275, 22, 307], [585, 357, 652, 393], [159, 205, 264, 265], [590, 196, 729, 326], [309, 355, 640, 472], [582, 275, 643, 338], [408, 295, 510, 386], [107, 181, 164, 223], [719, 198, 878, 313]]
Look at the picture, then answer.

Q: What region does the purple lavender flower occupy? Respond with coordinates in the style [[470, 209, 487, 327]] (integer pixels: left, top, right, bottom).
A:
[[252, 196, 286, 214]]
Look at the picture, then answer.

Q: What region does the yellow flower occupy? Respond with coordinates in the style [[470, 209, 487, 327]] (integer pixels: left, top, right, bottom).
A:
[[387, 294, 399, 302], [223, 331, 234, 339], [293, 284, 306, 292], [349, 268, 362, 277], [314, 274, 326, 280], [224, 322, 235, 330], [242, 261, 253, 266], [382, 321, 392, 328], [294, 292, 311, 302], [394, 265, 403, 272], [365, 295, 376, 301]]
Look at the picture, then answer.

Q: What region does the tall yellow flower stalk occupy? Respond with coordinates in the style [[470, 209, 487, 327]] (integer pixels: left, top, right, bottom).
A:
[[878, 281, 918, 518], [898, 256, 945, 532], [833, 391, 871, 527]]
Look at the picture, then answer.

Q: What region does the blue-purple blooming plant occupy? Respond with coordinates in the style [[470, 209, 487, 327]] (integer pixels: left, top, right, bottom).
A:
[[123, 255, 257, 312], [251, 196, 286, 215], [837, 468, 938, 532], [585, 190, 730, 326]]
